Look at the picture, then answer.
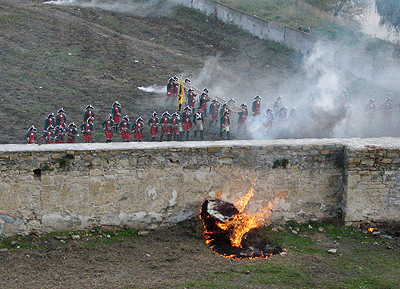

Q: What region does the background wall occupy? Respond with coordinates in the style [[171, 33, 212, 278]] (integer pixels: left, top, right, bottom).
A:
[[0, 138, 399, 237]]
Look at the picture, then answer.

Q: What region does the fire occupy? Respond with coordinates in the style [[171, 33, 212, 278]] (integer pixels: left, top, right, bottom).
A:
[[368, 227, 374, 233], [200, 187, 285, 259]]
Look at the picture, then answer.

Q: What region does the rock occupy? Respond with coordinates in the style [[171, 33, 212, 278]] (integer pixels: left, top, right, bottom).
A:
[[271, 228, 279, 232], [291, 230, 299, 235], [327, 248, 337, 254], [138, 230, 150, 236], [318, 227, 324, 232], [71, 235, 80, 240], [148, 224, 158, 230]]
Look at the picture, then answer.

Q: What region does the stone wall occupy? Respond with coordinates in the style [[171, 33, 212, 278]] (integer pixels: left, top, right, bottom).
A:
[[1, 138, 399, 237]]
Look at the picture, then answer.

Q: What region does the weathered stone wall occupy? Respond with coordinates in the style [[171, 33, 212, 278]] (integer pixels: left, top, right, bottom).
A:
[[344, 138, 400, 224], [1, 138, 399, 237], [0, 139, 346, 237]]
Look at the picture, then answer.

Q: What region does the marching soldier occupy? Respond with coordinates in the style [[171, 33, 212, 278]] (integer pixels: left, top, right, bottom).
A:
[[111, 101, 122, 131], [43, 125, 55, 144], [220, 110, 230, 140], [193, 109, 205, 140], [26, 125, 38, 144], [181, 106, 192, 141], [81, 117, 94, 143], [119, 115, 131, 142], [187, 88, 197, 109], [237, 103, 248, 133], [209, 99, 219, 126], [273, 96, 283, 115], [55, 108, 67, 129], [365, 98, 376, 120], [148, 111, 159, 142], [83, 105, 95, 123], [133, 117, 144, 142], [102, 114, 114, 143], [252, 96, 261, 116], [199, 88, 210, 114], [44, 113, 55, 132], [66, 123, 79, 143], [159, 111, 171, 141], [54, 125, 66, 143], [170, 112, 181, 141]]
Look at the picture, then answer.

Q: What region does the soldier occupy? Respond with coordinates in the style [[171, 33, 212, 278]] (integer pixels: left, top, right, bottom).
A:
[[44, 113, 55, 132], [252, 96, 261, 116], [181, 106, 192, 141], [382, 93, 393, 119], [273, 96, 283, 115], [102, 114, 114, 143], [187, 88, 197, 109], [66, 123, 79, 143], [111, 101, 122, 131], [43, 125, 55, 144], [166, 77, 175, 99], [365, 98, 376, 120], [170, 112, 181, 141], [148, 111, 159, 142], [278, 107, 288, 122], [263, 108, 274, 134], [81, 117, 94, 143], [159, 111, 171, 141], [54, 125, 66, 143], [83, 105, 95, 123], [193, 108, 205, 140], [198, 88, 210, 114], [220, 110, 230, 140], [119, 115, 131, 142], [133, 117, 144, 142], [209, 99, 219, 126], [26, 125, 38, 144], [237, 103, 248, 133], [55, 108, 67, 129]]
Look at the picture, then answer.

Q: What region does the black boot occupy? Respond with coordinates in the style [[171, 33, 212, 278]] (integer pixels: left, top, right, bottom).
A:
[[194, 131, 197, 138], [159, 134, 163, 142], [227, 132, 230, 140], [220, 132, 222, 139], [167, 134, 171, 141], [151, 136, 155, 142], [200, 130, 204, 140], [186, 131, 189, 141]]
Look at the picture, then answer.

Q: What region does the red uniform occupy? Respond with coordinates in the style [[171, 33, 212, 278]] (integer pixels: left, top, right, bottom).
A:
[[133, 119, 144, 141]]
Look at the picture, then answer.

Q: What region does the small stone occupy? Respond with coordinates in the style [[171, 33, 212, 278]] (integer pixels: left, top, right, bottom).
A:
[[372, 231, 381, 236], [271, 228, 279, 232], [71, 235, 80, 240], [280, 251, 287, 256], [291, 230, 299, 235], [60, 239, 66, 243], [308, 225, 313, 229], [148, 224, 158, 230], [318, 227, 324, 232], [10, 241, 17, 246], [327, 249, 337, 254], [138, 231, 150, 236], [106, 234, 111, 238]]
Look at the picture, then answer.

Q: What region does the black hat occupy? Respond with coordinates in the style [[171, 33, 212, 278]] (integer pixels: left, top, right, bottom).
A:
[[57, 108, 64, 113], [85, 105, 94, 110]]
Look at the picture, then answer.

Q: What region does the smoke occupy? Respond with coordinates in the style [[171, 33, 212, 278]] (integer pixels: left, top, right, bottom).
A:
[[138, 85, 165, 94], [45, 0, 175, 17]]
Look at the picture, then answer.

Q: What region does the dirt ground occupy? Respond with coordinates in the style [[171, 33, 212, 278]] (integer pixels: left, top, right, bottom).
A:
[[0, 220, 399, 289]]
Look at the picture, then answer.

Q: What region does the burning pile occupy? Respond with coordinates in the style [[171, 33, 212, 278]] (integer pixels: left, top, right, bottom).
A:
[[200, 190, 283, 259]]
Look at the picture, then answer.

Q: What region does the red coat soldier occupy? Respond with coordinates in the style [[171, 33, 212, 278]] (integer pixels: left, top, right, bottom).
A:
[[102, 114, 114, 143], [26, 125, 38, 144], [44, 113, 55, 132], [148, 111, 159, 142], [237, 103, 248, 133], [83, 105, 95, 123], [199, 88, 210, 114], [66, 123, 79, 143], [187, 88, 196, 109], [81, 117, 94, 143], [169, 112, 181, 141], [181, 106, 192, 141], [209, 99, 219, 126], [193, 109, 204, 140], [55, 108, 67, 129], [54, 125, 66, 143], [43, 125, 55, 144], [220, 110, 230, 140], [159, 111, 171, 141], [119, 115, 131, 142], [133, 117, 144, 142], [252, 96, 261, 116], [111, 101, 122, 130]]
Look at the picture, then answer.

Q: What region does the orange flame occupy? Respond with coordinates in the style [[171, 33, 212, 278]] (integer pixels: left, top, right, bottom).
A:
[[368, 227, 374, 233], [216, 188, 284, 248]]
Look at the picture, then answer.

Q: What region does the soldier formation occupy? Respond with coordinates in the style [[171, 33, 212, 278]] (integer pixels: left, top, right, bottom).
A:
[[26, 77, 398, 144]]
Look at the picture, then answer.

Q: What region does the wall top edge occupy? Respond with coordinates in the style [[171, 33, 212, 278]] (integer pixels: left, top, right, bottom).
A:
[[1, 138, 399, 153]]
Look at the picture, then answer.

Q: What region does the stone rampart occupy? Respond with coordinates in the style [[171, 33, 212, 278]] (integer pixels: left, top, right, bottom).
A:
[[0, 138, 399, 237]]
